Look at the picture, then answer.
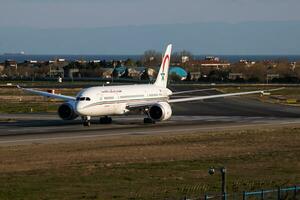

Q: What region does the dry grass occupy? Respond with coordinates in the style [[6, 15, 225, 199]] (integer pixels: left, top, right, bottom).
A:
[[0, 129, 294, 172], [0, 87, 79, 113], [0, 127, 300, 199]]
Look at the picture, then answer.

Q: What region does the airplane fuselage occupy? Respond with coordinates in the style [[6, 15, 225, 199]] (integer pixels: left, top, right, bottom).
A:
[[75, 84, 172, 116]]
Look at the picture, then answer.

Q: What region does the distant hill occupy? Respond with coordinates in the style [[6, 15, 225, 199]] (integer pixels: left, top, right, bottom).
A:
[[0, 21, 300, 55]]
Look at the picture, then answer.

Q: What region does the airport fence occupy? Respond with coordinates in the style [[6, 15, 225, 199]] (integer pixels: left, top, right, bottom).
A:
[[242, 186, 300, 200], [185, 186, 300, 200]]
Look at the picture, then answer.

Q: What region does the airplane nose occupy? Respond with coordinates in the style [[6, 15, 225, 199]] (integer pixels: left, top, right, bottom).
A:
[[75, 102, 84, 115]]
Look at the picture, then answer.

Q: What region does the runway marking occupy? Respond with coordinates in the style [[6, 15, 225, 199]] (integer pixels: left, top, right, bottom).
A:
[[1, 120, 300, 145]]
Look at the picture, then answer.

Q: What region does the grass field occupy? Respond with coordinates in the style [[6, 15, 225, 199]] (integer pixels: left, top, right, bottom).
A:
[[0, 86, 77, 113], [0, 102, 59, 113], [0, 127, 299, 199]]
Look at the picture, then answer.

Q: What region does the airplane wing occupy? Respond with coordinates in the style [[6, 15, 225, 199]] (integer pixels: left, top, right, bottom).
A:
[[126, 90, 261, 109], [169, 90, 263, 103], [126, 88, 283, 108], [17, 85, 76, 101], [172, 88, 216, 95], [169, 88, 284, 103]]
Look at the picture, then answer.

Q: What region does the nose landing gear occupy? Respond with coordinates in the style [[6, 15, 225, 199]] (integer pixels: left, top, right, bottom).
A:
[[82, 116, 91, 127]]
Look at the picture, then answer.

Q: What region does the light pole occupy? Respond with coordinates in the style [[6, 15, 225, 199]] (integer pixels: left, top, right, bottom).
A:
[[208, 166, 227, 200]]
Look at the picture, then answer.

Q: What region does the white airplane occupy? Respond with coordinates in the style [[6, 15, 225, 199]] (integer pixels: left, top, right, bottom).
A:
[[18, 44, 272, 126]]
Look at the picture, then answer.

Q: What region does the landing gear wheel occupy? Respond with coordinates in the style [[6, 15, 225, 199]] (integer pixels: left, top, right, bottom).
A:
[[100, 116, 112, 124], [83, 121, 91, 127], [82, 116, 91, 127], [144, 118, 155, 124]]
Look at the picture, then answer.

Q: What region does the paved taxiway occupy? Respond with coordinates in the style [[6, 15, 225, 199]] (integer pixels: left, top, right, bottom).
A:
[[1, 89, 300, 145]]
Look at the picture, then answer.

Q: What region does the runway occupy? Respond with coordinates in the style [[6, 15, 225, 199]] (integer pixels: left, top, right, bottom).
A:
[[1, 115, 300, 145], [1, 88, 300, 145]]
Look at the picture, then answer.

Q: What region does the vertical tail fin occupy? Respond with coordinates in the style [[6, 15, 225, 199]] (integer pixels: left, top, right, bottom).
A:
[[154, 44, 172, 88]]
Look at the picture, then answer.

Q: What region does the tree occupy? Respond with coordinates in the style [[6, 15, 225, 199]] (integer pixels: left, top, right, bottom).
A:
[[185, 72, 191, 81], [207, 70, 228, 82], [140, 70, 150, 80], [169, 72, 181, 82], [273, 61, 294, 78], [135, 60, 142, 67], [142, 50, 161, 66], [172, 50, 193, 63], [245, 62, 268, 82], [124, 59, 136, 67]]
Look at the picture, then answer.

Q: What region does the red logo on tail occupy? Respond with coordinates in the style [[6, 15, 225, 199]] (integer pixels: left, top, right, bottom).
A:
[[162, 54, 170, 73], [161, 54, 170, 81]]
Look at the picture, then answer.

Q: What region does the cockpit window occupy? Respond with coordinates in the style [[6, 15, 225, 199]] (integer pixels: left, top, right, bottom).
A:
[[76, 97, 91, 101]]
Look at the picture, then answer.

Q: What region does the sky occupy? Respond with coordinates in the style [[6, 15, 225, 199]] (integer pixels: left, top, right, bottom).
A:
[[0, 0, 300, 54]]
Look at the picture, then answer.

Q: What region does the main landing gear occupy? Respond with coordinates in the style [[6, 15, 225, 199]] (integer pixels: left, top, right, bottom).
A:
[[143, 117, 155, 124], [100, 116, 112, 124], [82, 116, 91, 127], [82, 116, 112, 126]]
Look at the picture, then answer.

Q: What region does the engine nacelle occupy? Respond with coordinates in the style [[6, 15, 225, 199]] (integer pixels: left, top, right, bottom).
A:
[[58, 102, 78, 120], [148, 102, 172, 121]]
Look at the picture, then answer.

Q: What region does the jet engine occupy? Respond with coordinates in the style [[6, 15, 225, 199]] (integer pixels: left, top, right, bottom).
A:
[[148, 102, 172, 121], [58, 102, 78, 120]]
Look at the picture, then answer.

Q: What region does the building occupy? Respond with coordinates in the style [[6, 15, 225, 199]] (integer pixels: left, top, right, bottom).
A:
[[181, 56, 190, 63], [67, 68, 80, 78], [75, 60, 87, 64], [187, 56, 230, 69], [0, 64, 4, 73], [239, 59, 256, 66], [128, 67, 156, 80], [228, 73, 244, 80], [291, 62, 297, 70], [57, 58, 66, 62], [169, 66, 188, 80], [205, 56, 219, 61], [128, 67, 145, 79], [25, 60, 38, 64], [266, 74, 280, 82], [5, 60, 18, 69], [190, 72, 201, 80], [91, 60, 101, 63], [49, 67, 64, 78], [48, 59, 69, 70], [102, 68, 114, 78], [113, 66, 128, 77]]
